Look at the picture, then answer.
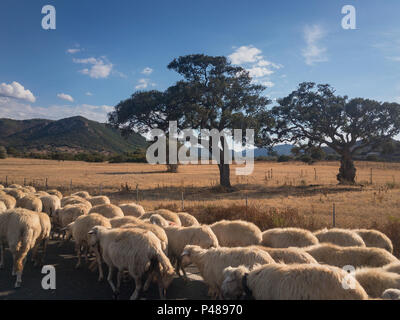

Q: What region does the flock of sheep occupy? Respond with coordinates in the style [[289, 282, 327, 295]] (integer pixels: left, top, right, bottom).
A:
[[1, 183, 400, 300]]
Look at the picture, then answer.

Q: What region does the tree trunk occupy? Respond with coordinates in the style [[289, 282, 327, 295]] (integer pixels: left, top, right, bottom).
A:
[[337, 151, 356, 184], [218, 163, 232, 189]]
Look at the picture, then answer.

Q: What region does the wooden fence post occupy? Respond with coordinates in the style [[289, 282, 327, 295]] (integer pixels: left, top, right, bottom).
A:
[[136, 184, 139, 202], [332, 203, 336, 227], [181, 191, 184, 211]]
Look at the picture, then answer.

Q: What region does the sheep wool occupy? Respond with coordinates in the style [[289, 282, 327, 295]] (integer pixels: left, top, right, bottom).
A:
[[141, 209, 181, 226], [176, 212, 199, 227], [89, 204, 124, 219], [72, 191, 91, 199], [0, 194, 16, 209], [110, 216, 141, 228], [67, 213, 111, 270], [210, 220, 262, 247], [16, 195, 43, 212], [40, 195, 61, 216], [47, 189, 63, 199], [355, 267, 400, 298], [88, 196, 110, 206], [0, 208, 42, 288], [353, 229, 393, 253], [0, 201, 7, 213], [119, 203, 145, 217], [382, 289, 400, 300], [221, 263, 368, 300], [88, 226, 175, 299], [250, 245, 318, 264], [181, 245, 275, 299], [261, 228, 319, 248], [304, 243, 398, 268], [314, 228, 366, 247]]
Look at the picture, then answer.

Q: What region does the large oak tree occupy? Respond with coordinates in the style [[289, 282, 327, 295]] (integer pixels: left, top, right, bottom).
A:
[[108, 54, 272, 188], [272, 82, 400, 184]]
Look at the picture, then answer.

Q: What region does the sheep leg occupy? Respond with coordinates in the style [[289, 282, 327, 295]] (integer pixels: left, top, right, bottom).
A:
[[130, 276, 142, 300], [94, 250, 104, 281], [75, 244, 82, 269], [41, 239, 48, 265], [0, 241, 4, 269], [14, 251, 27, 288], [31, 243, 41, 267], [114, 270, 123, 298], [84, 244, 89, 265], [107, 266, 117, 293]]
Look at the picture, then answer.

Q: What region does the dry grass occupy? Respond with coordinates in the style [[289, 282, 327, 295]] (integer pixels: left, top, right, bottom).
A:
[[1, 157, 400, 254]]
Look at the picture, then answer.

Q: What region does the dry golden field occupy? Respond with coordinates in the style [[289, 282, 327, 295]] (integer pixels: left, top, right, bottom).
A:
[[1, 157, 400, 229]]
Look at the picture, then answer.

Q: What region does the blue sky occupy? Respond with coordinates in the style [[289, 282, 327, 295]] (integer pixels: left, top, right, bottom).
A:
[[0, 0, 400, 122]]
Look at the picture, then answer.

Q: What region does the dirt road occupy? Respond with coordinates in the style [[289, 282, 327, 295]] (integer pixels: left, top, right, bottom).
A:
[[0, 241, 209, 300]]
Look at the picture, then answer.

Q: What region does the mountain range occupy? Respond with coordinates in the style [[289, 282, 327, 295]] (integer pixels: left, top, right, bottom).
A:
[[0, 116, 147, 154]]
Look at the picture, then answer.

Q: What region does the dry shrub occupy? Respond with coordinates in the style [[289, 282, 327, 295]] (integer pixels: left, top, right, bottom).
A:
[[370, 217, 400, 257], [157, 203, 325, 232]]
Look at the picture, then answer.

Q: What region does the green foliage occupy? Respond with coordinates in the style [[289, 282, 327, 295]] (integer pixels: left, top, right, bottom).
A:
[[0, 146, 7, 159], [277, 155, 292, 162]]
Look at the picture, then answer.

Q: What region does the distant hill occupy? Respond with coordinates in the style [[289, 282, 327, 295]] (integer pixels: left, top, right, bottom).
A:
[[0, 116, 147, 154]]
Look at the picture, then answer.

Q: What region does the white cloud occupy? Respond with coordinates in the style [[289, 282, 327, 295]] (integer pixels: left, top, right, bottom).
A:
[[85, 92, 93, 96], [0, 98, 112, 123], [229, 46, 263, 64], [228, 45, 281, 88], [57, 93, 74, 102], [387, 56, 400, 62], [0, 81, 36, 103], [73, 57, 113, 79], [302, 25, 328, 66], [67, 48, 81, 54], [141, 67, 153, 75], [135, 78, 156, 89]]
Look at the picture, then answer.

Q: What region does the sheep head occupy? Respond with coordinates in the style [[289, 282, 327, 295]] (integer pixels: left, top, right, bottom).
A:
[[221, 266, 249, 300]]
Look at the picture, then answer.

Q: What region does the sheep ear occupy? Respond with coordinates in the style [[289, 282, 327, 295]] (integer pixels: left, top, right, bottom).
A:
[[181, 250, 190, 257]]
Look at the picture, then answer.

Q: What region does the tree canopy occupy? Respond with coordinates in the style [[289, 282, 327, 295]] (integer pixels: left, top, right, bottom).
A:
[[272, 82, 400, 183]]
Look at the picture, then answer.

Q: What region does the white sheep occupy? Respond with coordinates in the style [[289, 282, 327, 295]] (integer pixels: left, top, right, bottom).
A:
[[250, 245, 318, 264], [5, 188, 25, 200], [163, 224, 219, 277], [31, 211, 51, 266], [65, 213, 111, 270], [119, 221, 168, 253], [88, 195, 110, 206], [383, 262, 400, 274], [40, 195, 61, 216], [89, 204, 124, 219], [221, 263, 368, 300], [0, 201, 7, 213], [47, 189, 63, 199], [110, 216, 142, 228], [181, 244, 275, 299], [176, 212, 199, 226], [210, 220, 262, 247], [16, 195, 43, 212], [354, 267, 400, 298], [382, 288, 400, 300], [261, 227, 319, 248], [87, 226, 175, 299], [149, 214, 170, 228], [0, 208, 42, 287], [0, 194, 16, 209], [34, 191, 50, 197], [118, 203, 145, 217], [54, 204, 90, 230], [141, 209, 181, 226], [24, 186, 36, 193], [353, 229, 393, 253], [72, 191, 91, 199], [314, 228, 366, 247], [9, 184, 22, 189], [62, 196, 92, 209], [304, 243, 398, 268]]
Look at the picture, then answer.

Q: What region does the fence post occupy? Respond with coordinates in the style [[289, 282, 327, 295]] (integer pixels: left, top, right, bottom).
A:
[[370, 168, 373, 185], [45, 178, 48, 190], [136, 184, 139, 202], [5, 176, 7, 187], [70, 179, 72, 191], [314, 168, 317, 181], [24, 177, 26, 186], [332, 203, 336, 227], [181, 191, 184, 211], [99, 183, 102, 194]]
